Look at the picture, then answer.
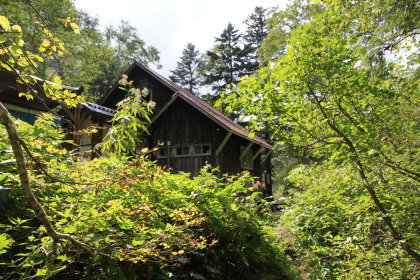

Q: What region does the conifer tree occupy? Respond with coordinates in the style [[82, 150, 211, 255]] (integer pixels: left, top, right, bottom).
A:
[[169, 43, 203, 95], [243, 6, 268, 66], [204, 23, 255, 98]]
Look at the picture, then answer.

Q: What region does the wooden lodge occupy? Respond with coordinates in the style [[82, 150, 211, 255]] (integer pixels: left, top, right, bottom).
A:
[[0, 64, 274, 193], [100, 62, 273, 185]]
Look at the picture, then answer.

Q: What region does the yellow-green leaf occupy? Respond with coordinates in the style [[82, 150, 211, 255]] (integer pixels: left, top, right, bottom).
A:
[[53, 76, 63, 85], [0, 16, 10, 31], [70, 22, 80, 34], [11, 24, 22, 34], [41, 40, 50, 47], [0, 234, 12, 255]]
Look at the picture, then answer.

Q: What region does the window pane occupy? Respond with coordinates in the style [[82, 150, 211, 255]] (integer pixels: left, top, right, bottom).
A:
[[159, 148, 166, 157], [176, 147, 183, 155], [183, 147, 189, 155], [240, 146, 253, 170], [203, 145, 210, 154], [195, 146, 201, 154]]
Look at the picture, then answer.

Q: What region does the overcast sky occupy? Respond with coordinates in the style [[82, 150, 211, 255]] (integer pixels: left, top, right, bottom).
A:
[[74, 0, 289, 77]]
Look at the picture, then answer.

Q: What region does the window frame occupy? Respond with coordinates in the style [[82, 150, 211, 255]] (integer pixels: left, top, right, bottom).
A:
[[157, 143, 211, 158]]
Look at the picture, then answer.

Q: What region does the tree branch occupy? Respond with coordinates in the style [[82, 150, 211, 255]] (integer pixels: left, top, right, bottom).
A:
[[0, 101, 95, 257]]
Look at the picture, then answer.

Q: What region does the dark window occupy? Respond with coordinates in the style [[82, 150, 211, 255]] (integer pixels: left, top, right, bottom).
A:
[[202, 145, 210, 154], [195, 146, 201, 154], [159, 148, 166, 157]]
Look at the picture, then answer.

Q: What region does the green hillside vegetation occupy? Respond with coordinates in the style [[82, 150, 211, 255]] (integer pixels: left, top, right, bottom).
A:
[[1, 0, 419, 279], [220, 0, 420, 278]]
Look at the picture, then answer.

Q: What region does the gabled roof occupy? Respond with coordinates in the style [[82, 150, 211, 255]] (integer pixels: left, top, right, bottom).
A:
[[100, 61, 273, 150]]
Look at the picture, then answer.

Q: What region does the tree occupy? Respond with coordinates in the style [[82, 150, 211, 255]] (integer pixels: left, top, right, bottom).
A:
[[169, 43, 204, 95], [82, 20, 160, 101], [243, 6, 268, 66], [0, 0, 79, 78], [204, 23, 256, 101], [244, 6, 268, 48], [221, 0, 420, 267]]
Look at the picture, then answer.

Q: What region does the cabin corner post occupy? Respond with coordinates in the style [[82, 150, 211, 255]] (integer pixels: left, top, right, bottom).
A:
[[262, 149, 273, 197]]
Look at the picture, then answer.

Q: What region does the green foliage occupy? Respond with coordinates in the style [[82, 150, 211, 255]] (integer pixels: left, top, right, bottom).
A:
[[281, 163, 419, 279], [258, 0, 325, 64], [324, 0, 420, 71], [100, 75, 154, 155], [271, 145, 302, 198], [220, 0, 420, 276], [0, 0, 78, 75], [0, 117, 297, 279]]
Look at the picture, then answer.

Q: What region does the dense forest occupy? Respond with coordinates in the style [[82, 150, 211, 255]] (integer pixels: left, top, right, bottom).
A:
[[0, 0, 419, 279]]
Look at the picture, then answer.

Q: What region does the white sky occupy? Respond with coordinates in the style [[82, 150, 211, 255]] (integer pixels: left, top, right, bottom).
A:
[[74, 0, 289, 77]]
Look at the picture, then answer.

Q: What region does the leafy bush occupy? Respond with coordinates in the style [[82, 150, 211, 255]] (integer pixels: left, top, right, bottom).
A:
[[280, 163, 420, 279]]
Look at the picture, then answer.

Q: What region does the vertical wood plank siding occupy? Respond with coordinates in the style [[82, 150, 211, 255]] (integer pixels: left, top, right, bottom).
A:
[[148, 98, 262, 178], [150, 99, 216, 177]]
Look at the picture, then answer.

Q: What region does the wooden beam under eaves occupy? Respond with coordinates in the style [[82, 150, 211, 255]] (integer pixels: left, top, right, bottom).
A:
[[240, 142, 253, 160], [216, 131, 232, 156], [252, 146, 263, 161]]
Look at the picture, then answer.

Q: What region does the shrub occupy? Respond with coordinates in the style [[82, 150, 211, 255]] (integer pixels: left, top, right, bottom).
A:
[[280, 163, 420, 279]]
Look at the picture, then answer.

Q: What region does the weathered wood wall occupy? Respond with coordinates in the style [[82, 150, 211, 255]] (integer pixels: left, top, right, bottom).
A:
[[148, 98, 262, 178], [218, 132, 262, 179], [149, 98, 216, 176]]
